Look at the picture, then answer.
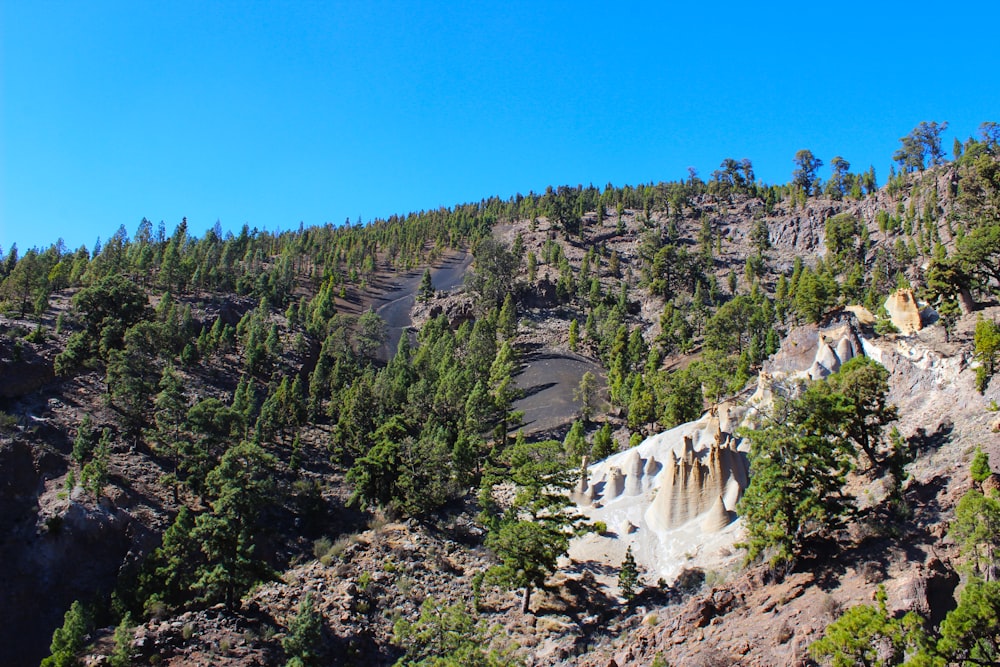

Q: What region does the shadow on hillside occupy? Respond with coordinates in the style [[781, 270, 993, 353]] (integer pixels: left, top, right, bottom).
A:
[[909, 420, 953, 454], [907, 474, 951, 529], [566, 558, 618, 578], [520, 382, 557, 399]]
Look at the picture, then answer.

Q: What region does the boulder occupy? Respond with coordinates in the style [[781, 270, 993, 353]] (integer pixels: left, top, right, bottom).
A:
[[982, 473, 1000, 498], [845, 304, 876, 325], [884, 289, 923, 334]]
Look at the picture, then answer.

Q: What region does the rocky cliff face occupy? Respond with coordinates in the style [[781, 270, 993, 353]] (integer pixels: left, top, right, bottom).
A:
[[562, 306, 999, 666]]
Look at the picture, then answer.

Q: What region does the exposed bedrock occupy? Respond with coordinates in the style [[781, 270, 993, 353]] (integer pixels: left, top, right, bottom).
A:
[[643, 431, 748, 533]]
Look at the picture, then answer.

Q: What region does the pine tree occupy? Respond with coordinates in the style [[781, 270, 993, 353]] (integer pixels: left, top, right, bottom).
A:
[[568, 319, 579, 352], [41, 600, 91, 667], [153, 364, 187, 450], [72, 414, 95, 466], [619, 546, 639, 600], [563, 420, 587, 460], [972, 447, 993, 485], [574, 370, 598, 421], [480, 439, 589, 613], [283, 593, 324, 666], [974, 317, 1000, 393], [950, 488, 1000, 581], [498, 293, 518, 339], [809, 586, 923, 667], [591, 423, 615, 460], [109, 613, 133, 667], [737, 392, 853, 566], [489, 341, 521, 445], [935, 579, 1000, 664], [417, 268, 434, 302], [80, 429, 111, 499]]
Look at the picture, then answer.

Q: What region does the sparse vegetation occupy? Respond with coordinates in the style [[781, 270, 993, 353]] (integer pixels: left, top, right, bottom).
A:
[[4, 121, 1000, 666]]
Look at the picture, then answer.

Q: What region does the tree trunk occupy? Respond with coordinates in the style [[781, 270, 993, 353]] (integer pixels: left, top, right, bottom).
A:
[[521, 584, 532, 614], [958, 287, 976, 315]]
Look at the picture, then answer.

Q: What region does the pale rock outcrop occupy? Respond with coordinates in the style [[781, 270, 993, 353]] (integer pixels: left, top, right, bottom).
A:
[[623, 450, 644, 496], [573, 475, 593, 506], [605, 467, 625, 499], [644, 455, 659, 477], [885, 289, 923, 334], [815, 341, 841, 375], [836, 336, 855, 365], [644, 435, 747, 533], [700, 495, 734, 533], [845, 304, 876, 325]]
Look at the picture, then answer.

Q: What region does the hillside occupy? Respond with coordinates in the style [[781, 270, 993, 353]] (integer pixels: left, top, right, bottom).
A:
[[2, 123, 1000, 666]]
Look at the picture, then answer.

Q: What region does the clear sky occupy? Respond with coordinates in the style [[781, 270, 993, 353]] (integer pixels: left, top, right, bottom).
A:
[[2, 1, 999, 254]]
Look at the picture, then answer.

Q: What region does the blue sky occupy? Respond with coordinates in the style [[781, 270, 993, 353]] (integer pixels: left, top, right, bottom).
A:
[[2, 1, 999, 253]]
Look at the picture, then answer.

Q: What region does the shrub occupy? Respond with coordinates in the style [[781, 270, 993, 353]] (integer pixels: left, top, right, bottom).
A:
[[972, 447, 992, 485], [312, 537, 332, 560]]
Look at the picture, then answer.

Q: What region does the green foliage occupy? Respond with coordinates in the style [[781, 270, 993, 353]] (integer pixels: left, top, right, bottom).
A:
[[792, 149, 822, 194], [198, 441, 276, 600], [562, 420, 587, 461], [737, 387, 854, 566], [355, 309, 387, 360], [739, 357, 902, 564], [656, 367, 703, 429], [893, 121, 948, 172], [591, 423, 615, 460], [417, 269, 434, 302], [109, 613, 134, 667], [934, 578, 1000, 665], [972, 448, 993, 485], [691, 349, 741, 405], [466, 238, 521, 309], [824, 213, 861, 263], [488, 341, 521, 444], [810, 586, 924, 667], [138, 506, 199, 612], [140, 442, 277, 612], [346, 416, 459, 516], [283, 593, 324, 667], [824, 356, 899, 469], [619, 546, 639, 600], [71, 273, 151, 360], [794, 266, 837, 324], [950, 488, 1000, 581], [80, 428, 111, 499], [957, 224, 1000, 296], [974, 317, 1000, 393], [497, 294, 517, 339], [41, 600, 91, 667], [568, 319, 579, 352], [105, 321, 160, 436], [72, 414, 95, 466], [392, 597, 520, 666], [479, 439, 589, 613]]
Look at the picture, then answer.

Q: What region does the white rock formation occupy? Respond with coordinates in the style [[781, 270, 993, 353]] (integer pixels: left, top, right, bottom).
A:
[[643, 432, 747, 533], [885, 289, 923, 334], [623, 449, 644, 496], [568, 312, 881, 583]]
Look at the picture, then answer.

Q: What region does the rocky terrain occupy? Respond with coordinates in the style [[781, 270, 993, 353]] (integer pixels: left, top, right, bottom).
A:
[[2, 147, 1000, 666]]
